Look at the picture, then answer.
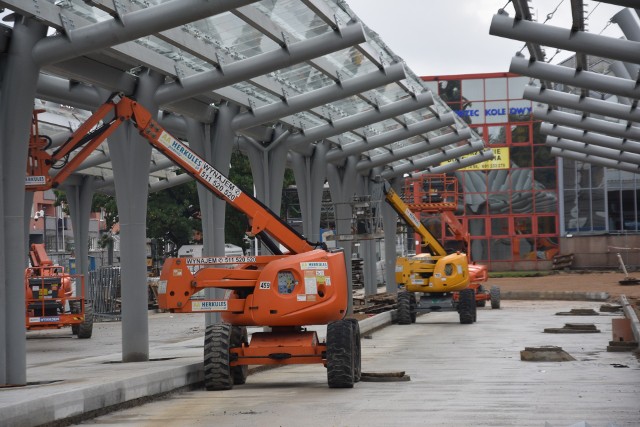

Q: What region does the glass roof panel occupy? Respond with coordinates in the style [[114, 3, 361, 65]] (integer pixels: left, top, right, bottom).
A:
[[16, 0, 485, 180], [258, 0, 333, 39]]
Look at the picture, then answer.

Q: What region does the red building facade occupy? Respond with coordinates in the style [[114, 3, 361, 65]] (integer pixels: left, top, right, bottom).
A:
[[421, 72, 559, 271]]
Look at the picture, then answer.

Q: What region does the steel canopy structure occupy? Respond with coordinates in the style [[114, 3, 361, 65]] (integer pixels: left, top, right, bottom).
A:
[[0, 1, 489, 386], [489, 1, 640, 171]]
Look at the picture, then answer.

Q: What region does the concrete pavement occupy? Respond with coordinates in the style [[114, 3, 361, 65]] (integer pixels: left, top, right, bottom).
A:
[[1, 298, 638, 427]]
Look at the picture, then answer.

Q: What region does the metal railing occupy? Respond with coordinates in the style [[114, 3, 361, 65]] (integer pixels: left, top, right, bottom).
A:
[[88, 267, 121, 322]]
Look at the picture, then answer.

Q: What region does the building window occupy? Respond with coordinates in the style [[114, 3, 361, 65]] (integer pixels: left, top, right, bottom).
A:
[[485, 77, 507, 100], [510, 124, 530, 143], [537, 216, 557, 234], [487, 125, 507, 145], [468, 218, 486, 236], [491, 217, 509, 236], [462, 79, 484, 101]]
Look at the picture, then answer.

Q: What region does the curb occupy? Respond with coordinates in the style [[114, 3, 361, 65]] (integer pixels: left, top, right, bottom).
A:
[[620, 295, 640, 343], [501, 290, 610, 301]]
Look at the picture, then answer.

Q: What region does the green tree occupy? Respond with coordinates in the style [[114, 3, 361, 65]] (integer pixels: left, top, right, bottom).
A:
[[226, 151, 253, 250], [146, 179, 200, 251]]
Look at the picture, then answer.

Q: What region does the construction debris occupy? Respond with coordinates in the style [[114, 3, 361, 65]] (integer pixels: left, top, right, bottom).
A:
[[616, 253, 640, 285], [353, 292, 397, 315], [360, 371, 411, 382], [555, 308, 599, 316], [607, 341, 639, 352], [599, 304, 623, 313], [544, 323, 600, 334], [552, 253, 574, 270], [520, 346, 576, 362]]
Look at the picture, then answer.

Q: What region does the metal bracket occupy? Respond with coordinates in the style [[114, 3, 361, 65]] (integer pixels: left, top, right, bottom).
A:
[[333, 14, 344, 34], [335, 70, 344, 87], [112, 0, 127, 25], [248, 98, 257, 114], [215, 52, 226, 75], [281, 87, 290, 104], [59, 11, 76, 41], [369, 93, 380, 111], [280, 32, 291, 51], [173, 63, 187, 84], [378, 53, 388, 68]]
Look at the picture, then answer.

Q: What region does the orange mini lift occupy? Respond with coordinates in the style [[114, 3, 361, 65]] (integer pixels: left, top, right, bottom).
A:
[[26, 93, 358, 389], [24, 243, 92, 338]]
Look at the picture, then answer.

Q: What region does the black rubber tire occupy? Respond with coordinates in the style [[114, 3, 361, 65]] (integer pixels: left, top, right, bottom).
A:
[[409, 293, 417, 323], [458, 288, 475, 324], [204, 323, 233, 391], [345, 319, 361, 383], [490, 286, 501, 309], [77, 302, 93, 339], [397, 291, 413, 325], [230, 326, 248, 385], [475, 285, 486, 307], [70, 301, 80, 335], [472, 292, 478, 323], [326, 319, 355, 388]]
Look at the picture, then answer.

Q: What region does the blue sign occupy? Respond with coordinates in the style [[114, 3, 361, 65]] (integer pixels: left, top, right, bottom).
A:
[[454, 107, 532, 118]]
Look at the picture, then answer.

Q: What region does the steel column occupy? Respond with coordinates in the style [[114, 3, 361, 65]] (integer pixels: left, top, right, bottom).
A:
[[326, 158, 359, 314], [61, 177, 97, 282], [188, 103, 238, 324], [108, 69, 164, 362], [381, 176, 400, 294], [0, 17, 47, 386], [289, 142, 330, 243]]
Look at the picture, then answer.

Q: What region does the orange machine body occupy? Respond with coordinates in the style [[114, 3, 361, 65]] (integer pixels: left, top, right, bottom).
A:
[[158, 249, 347, 327], [25, 244, 86, 330], [25, 94, 353, 386]]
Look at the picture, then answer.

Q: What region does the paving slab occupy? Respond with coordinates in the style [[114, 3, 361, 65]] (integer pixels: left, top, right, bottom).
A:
[[1, 301, 638, 427]]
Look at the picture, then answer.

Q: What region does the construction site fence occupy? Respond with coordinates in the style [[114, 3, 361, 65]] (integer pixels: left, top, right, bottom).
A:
[[88, 267, 121, 322]]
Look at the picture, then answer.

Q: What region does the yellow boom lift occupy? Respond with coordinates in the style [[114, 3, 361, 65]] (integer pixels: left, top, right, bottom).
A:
[[384, 180, 481, 324]]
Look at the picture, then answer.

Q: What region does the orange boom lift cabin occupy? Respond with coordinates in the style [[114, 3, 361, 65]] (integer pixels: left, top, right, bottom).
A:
[[25, 110, 93, 338], [24, 242, 93, 338], [26, 93, 358, 390]]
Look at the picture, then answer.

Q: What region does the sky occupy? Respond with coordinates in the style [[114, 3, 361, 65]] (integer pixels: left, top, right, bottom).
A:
[[344, 0, 627, 77]]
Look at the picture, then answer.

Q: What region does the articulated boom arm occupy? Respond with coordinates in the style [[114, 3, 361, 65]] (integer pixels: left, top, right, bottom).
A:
[[383, 183, 447, 257], [28, 243, 52, 268], [26, 93, 318, 255]]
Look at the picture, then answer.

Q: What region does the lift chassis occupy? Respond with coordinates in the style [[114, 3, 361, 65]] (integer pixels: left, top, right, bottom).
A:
[[26, 93, 359, 389], [384, 181, 484, 325]]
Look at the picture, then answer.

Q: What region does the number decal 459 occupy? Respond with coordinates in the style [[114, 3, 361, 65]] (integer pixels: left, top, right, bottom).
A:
[[259, 281, 271, 290]]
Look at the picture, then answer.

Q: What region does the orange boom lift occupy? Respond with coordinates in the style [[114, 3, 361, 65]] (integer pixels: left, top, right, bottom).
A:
[[26, 93, 358, 389], [24, 242, 92, 338]]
